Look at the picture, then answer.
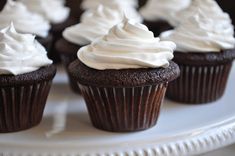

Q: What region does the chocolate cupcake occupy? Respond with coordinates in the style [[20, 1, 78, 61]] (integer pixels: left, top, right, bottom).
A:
[[69, 18, 180, 132], [140, 0, 191, 36], [160, 7, 235, 104], [57, 5, 124, 93], [18, 0, 77, 63], [0, 24, 56, 133], [0, 1, 52, 51]]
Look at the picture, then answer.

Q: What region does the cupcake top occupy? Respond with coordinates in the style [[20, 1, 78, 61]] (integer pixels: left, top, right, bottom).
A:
[[78, 17, 176, 70], [0, 0, 50, 38], [140, 0, 191, 25], [160, 10, 235, 52], [63, 5, 123, 45], [18, 0, 70, 24], [81, 0, 142, 23], [0, 24, 52, 75], [174, 0, 231, 26]]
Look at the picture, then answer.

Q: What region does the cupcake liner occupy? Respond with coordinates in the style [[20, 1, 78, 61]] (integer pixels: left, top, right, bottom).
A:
[[78, 83, 168, 132], [166, 62, 232, 104], [60, 53, 81, 93], [0, 81, 52, 133]]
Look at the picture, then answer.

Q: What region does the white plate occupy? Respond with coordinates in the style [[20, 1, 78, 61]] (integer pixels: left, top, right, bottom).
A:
[[0, 64, 235, 156], [202, 144, 235, 156]]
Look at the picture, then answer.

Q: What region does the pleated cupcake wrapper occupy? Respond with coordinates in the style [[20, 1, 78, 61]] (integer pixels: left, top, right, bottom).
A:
[[79, 83, 168, 132], [166, 63, 232, 104], [60, 54, 81, 93], [0, 81, 52, 133]]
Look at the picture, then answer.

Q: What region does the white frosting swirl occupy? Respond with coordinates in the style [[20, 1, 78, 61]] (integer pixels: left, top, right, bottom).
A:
[[81, 0, 142, 23], [81, 0, 138, 9], [174, 0, 231, 26], [18, 0, 70, 24], [140, 0, 191, 25], [160, 10, 235, 52], [78, 18, 175, 70], [0, 24, 52, 75], [0, 0, 50, 38], [63, 5, 123, 45]]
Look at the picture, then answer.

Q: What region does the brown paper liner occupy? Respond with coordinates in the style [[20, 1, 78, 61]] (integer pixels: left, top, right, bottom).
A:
[[78, 83, 168, 132], [60, 53, 81, 94], [0, 81, 53, 133], [166, 63, 232, 104]]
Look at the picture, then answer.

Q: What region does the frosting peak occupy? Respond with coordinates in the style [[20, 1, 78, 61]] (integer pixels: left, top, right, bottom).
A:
[[78, 18, 175, 70], [0, 24, 52, 75], [19, 0, 70, 24], [160, 9, 235, 52], [63, 5, 123, 45], [0, 0, 50, 38]]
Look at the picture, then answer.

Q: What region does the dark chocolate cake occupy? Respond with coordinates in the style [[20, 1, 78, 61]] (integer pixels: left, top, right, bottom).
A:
[[69, 60, 180, 88]]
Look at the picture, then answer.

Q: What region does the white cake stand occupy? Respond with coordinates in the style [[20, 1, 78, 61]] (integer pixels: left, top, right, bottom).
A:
[[0, 64, 235, 156]]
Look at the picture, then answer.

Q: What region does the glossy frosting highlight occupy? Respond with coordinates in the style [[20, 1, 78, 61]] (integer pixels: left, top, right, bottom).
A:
[[19, 0, 70, 24], [0, 24, 52, 75], [78, 18, 175, 70], [0, 0, 50, 38], [160, 10, 235, 52], [63, 5, 123, 45]]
